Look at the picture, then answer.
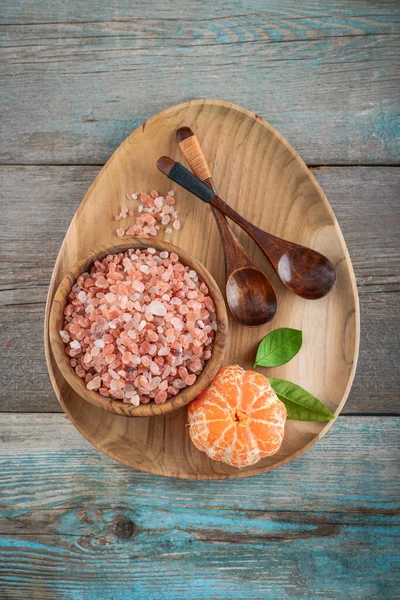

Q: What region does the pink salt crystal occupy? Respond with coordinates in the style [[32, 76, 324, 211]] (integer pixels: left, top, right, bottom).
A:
[[147, 330, 158, 342], [173, 379, 186, 389], [115, 215, 122, 221], [150, 362, 160, 375], [204, 296, 215, 312], [132, 280, 145, 293], [128, 209, 134, 217], [116, 228, 125, 238], [139, 375, 148, 388], [185, 374, 197, 386], [154, 391, 167, 404], [105, 293, 116, 303], [122, 351, 132, 365], [178, 366, 188, 380], [171, 317, 183, 330], [165, 196, 175, 205], [158, 347, 170, 357], [141, 355, 151, 368], [150, 190, 158, 199], [87, 376, 101, 391]]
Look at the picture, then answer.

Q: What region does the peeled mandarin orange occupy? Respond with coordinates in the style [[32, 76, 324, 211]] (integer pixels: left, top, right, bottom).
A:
[[188, 365, 287, 468]]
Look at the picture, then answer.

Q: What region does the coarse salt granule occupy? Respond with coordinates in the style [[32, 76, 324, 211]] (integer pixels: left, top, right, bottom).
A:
[[114, 190, 181, 239], [60, 248, 217, 405]]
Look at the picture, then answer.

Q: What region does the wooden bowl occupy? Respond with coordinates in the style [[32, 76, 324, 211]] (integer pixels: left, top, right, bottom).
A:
[[49, 239, 228, 417]]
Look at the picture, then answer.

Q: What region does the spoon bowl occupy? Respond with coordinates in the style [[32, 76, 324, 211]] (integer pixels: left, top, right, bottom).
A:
[[277, 246, 336, 299], [226, 266, 278, 327]]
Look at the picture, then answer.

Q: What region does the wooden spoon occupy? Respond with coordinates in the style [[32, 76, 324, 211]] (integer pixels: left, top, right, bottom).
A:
[[157, 157, 336, 300], [176, 127, 277, 327]]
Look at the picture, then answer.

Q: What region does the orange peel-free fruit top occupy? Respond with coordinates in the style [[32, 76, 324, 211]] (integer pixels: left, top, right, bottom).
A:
[[188, 365, 287, 468]]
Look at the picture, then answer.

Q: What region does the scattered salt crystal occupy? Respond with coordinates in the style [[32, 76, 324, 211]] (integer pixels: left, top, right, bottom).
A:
[[116, 228, 125, 238], [165, 228, 172, 234], [173, 220, 181, 231], [132, 193, 138, 200]]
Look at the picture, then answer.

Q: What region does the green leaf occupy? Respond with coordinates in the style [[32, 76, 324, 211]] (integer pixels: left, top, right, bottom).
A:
[[268, 377, 335, 422], [254, 328, 302, 368]]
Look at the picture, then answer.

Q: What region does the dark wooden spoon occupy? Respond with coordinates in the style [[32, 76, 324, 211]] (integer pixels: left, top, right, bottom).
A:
[[176, 127, 277, 327], [157, 157, 336, 300]]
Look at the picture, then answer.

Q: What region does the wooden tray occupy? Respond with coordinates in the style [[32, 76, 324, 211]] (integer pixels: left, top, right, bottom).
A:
[[45, 99, 359, 479]]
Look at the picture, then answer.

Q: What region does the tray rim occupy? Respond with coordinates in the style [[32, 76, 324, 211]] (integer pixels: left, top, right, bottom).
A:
[[44, 98, 360, 479]]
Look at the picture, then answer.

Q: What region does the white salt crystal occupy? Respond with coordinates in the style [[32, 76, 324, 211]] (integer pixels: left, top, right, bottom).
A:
[[59, 330, 70, 343], [147, 300, 167, 317]]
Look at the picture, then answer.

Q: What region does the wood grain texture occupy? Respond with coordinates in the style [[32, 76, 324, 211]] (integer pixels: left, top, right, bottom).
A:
[[1, 0, 399, 165], [43, 100, 359, 478], [0, 165, 398, 414], [0, 414, 399, 599]]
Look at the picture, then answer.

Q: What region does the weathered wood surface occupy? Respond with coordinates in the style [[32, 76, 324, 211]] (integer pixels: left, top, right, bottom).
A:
[[0, 414, 399, 599], [1, 0, 399, 165], [1, 166, 398, 413]]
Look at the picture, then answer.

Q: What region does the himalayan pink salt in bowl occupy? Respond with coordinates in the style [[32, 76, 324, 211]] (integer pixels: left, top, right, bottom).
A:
[[49, 240, 228, 417]]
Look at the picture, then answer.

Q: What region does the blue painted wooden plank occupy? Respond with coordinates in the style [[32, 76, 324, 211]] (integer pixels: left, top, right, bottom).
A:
[[0, 1, 399, 164], [0, 415, 399, 598]]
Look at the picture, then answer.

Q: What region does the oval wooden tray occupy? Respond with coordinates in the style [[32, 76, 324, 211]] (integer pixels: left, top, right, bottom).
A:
[[45, 99, 360, 479]]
